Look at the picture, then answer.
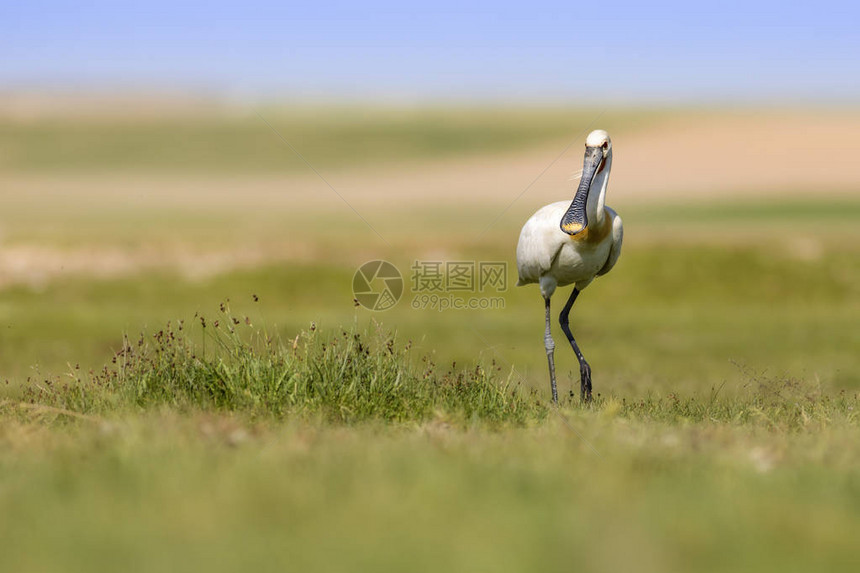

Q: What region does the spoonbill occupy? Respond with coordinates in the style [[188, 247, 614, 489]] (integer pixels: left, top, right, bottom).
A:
[[516, 129, 623, 403]]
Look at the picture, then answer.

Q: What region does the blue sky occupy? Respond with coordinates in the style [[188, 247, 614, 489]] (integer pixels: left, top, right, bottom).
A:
[[3, 1, 858, 103]]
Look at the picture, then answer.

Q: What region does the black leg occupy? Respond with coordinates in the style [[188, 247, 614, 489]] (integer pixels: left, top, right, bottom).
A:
[[559, 288, 592, 402], [543, 297, 558, 404]]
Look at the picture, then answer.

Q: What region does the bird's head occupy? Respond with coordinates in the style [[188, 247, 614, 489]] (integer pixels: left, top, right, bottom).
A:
[[560, 130, 612, 236]]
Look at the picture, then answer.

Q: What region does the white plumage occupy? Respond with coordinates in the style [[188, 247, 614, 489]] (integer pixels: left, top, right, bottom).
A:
[[516, 201, 623, 296], [516, 129, 623, 403]]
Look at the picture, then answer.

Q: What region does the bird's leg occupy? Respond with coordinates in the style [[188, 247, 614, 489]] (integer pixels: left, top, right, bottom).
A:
[[559, 288, 592, 402], [543, 297, 558, 404]]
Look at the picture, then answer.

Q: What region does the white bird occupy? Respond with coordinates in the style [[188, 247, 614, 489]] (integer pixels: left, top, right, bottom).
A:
[[516, 129, 623, 403]]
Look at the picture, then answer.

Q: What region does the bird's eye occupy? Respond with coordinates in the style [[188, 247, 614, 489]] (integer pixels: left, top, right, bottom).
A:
[[602, 142, 609, 150]]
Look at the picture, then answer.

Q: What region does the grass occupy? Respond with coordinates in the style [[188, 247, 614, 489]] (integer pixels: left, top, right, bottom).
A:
[[14, 318, 859, 430], [22, 315, 543, 425], [1, 107, 859, 572], [2, 233, 858, 392], [0, 107, 667, 174], [2, 392, 859, 573], [15, 300, 858, 430], [4, 302, 859, 572], [631, 197, 860, 225], [2, 263, 856, 572]]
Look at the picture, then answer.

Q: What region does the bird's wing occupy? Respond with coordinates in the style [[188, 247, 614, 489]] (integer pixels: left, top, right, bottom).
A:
[[516, 202, 568, 285], [597, 210, 624, 277]]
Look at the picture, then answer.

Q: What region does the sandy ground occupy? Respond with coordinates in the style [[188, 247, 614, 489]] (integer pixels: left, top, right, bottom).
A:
[[4, 110, 859, 207], [4, 110, 860, 217], [1, 110, 858, 286], [0, 244, 298, 289]]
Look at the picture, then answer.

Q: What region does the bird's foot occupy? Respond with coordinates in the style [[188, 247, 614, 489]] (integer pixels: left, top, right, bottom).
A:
[[579, 361, 593, 403]]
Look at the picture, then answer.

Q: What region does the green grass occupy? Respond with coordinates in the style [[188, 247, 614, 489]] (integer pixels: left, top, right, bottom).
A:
[[2, 234, 858, 393], [630, 197, 860, 224], [1, 227, 858, 572], [1, 399, 859, 573], [2, 108, 860, 572], [23, 317, 543, 426], [0, 107, 665, 174], [15, 320, 859, 430]]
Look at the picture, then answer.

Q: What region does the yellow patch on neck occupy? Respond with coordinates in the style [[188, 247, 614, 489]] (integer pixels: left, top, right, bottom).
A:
[[568, 209, 612, 244]]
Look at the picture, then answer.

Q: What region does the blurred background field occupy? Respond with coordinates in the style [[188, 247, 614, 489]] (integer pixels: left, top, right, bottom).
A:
[[1, 103, 858, 396]]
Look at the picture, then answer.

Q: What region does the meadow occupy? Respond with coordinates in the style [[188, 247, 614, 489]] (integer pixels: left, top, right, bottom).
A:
[[1, 104, 859, 572]]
